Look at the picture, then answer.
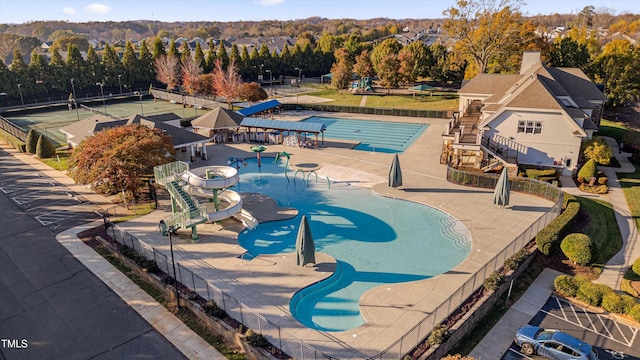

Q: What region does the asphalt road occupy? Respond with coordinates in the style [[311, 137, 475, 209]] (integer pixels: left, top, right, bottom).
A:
[[503, 296, 639, 360], [0, 149, 185, 359]]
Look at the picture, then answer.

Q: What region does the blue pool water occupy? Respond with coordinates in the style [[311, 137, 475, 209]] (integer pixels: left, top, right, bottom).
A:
[[236, 159, 471, 332], [302, 116, 428, 153]]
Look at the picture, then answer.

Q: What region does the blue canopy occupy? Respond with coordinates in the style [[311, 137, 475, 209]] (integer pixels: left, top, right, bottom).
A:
[[236, 99, 281, 117], [240, 118, 326, 133]]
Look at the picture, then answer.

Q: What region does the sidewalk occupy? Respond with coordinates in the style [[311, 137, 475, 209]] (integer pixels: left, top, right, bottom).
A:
[[559, 136, 640, 289], [469, 268, 563, 360]]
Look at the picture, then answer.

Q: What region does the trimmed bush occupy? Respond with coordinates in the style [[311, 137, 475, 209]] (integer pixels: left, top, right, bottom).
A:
[[576, 282, 613, 307], [602, 292, 625, 314], [560, 233, 593, 265], [630, 304, 640, 323], [427, 324, 449, 346], [554, 275, 590, 297], [35, 134, 56, 159], [483, 271, 505, 292], [577, 159, 597, 181], [621, 294, 638, 314], [504, 249, 530, 271], [598, 177, 608, 185], [536, 194, 580, 256], [633, 257, 640, 276], [525, 168, 557, 180], [25, 129, 38, 154]]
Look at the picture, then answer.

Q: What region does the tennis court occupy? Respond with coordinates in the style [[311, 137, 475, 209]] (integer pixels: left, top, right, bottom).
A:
[[4, 99, 209, 146]]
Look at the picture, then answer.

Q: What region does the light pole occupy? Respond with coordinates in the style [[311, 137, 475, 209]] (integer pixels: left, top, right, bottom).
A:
[[17, 83, 24, 106], [117, 74, 122, 94], [294, 67, 302, 85], [134, 91, 143, 115], [159, 220, 180, 309], [97, 82, 106, 114], [265, 69, 272, 96], [70, 79, 80, 121]]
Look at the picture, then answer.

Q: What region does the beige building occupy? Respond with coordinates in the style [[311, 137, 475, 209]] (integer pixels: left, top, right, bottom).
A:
[[441, 51, 607, 176]]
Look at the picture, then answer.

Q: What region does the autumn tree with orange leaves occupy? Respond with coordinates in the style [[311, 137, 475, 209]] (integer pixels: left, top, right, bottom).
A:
[[211, 59, 242, 109], [68, 124, 176, 198], [181, 56, 203, 95]]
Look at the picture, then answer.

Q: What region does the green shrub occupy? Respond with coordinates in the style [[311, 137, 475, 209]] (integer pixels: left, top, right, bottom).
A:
[[633, 257, 640, 276], [583, 137, 612, 165], [525, 168, 557, 180], [560, 233, 593, 265], [484, 271, 505, 292], [577, 159, 597, 180], [576, 282, 613, 307], [245, 329, 269, 348], [602, 292, 625, 314], [504, 249, 530, 271], [35, 134, 56, 159], [621, 294, 638, 314], [25, 129, 38, 154], [427, 324, 449, 346], [203, 300, 227, 319], [598, 177, 608, 185], [554, 275, 590, 297], [621, 278, 639, 297], [629, 304, 640, 323], [536, 194, 580, 256]]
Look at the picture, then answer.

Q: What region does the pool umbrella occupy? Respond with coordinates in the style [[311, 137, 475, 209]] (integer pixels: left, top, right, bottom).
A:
[[296, 215, 316, 266], [493, 167, 510, 207], [388, 153, 403, 188]]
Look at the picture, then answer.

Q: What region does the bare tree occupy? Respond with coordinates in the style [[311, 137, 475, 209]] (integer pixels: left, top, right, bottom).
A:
[[211, 59, 242, 109], [154, 54, 180, 90], [181, 56, 203, 95]]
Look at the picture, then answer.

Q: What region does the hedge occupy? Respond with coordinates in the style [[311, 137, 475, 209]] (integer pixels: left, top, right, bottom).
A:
[[554, 275, 590, 298], [576, 282, 614, 307], [525, 168, 557, 180], [630, 304, 640, 323], [536, 194, 580, 256], [577, 159, 597, 181], [633, 257, 640, 276], [0, 129, 26, 152], [560, 233, 593, 265]]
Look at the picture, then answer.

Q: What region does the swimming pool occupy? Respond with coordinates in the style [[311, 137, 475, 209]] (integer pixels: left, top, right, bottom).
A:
[[236, 159, 471, 332], [302, 116, 428, 153]]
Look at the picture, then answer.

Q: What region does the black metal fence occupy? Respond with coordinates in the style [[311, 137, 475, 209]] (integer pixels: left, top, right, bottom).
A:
[[281, 103, 451, 119]]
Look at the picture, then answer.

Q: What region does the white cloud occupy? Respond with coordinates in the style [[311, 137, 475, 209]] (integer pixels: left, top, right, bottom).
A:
[[62, 7, 77, 15], [253, 0, 284, 6], [84, 3, 112, 14]]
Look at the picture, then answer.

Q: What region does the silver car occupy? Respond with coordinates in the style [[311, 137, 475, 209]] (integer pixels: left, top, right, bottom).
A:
[[514, 325, 599, 360]]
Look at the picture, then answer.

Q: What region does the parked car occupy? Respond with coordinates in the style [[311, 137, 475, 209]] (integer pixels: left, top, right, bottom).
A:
[[514, 325, 598, 359]]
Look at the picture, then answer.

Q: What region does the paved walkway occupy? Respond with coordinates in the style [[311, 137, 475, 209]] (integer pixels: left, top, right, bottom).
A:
[[559, 136, 640, 289], [359, 95, 368, 107]]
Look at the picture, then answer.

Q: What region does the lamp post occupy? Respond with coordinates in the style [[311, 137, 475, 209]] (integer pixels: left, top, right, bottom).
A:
[[159, 220, 180, 309], [96, 82, 106, 114], [134, 91, 143, 115], [70, 79, 80, 121], [17, 83, 24, 106], [294, 67, 302, 84], [265, 69, 272, 96], [117, 75, 122, 94]]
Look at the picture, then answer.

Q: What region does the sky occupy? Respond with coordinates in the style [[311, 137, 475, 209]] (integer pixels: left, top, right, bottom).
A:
[[0, 0, 638, 24]]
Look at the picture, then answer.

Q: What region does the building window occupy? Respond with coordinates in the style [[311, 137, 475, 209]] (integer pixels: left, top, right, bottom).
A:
[[517, 120, 542, 134]]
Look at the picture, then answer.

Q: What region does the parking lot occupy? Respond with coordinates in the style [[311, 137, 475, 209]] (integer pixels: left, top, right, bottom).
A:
[[0, 154, 103, 232], [503, 296, 639, 360]]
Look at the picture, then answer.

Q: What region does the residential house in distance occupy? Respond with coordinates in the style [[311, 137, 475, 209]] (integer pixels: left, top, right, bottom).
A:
[[441, 51, 607, 176]]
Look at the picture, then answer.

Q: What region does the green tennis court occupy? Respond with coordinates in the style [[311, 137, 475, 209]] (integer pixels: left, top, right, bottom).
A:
[[4, 99, 209, 146]]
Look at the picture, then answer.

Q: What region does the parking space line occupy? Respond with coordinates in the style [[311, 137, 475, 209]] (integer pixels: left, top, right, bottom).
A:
[[506, 347, 534, 359], [569, 301, 584, 328], [614, 321, 630, 345], [35, 204, 96, 225], [556, 297, 568, 319], [582, 308, 598, 333]]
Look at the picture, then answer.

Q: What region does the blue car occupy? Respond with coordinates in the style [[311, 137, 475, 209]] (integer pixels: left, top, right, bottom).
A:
[[514, 325, 599, 359]]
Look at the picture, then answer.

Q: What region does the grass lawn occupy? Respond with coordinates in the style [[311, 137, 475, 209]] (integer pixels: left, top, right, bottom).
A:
[[305, 86, 459, 110], [40, 149, 72, 170], [574, 196, 623, 273], [618, 162, 640, 230], [599, 119, 629, 143]]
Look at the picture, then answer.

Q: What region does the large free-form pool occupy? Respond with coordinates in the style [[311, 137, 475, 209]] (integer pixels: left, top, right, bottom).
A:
[[236, 158, 471, 332]]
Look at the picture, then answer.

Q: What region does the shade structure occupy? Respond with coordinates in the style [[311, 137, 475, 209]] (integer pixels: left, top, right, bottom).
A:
[[191, 107, 244, 130], [388, 153, 403, 188], [493, 168, 511, 206], [410, 84, 435, 92], [296, 215, 316, 266]]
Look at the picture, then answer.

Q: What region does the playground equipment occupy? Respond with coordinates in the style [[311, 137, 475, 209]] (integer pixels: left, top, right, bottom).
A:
[[349, 76, 374, 93], [154, 161, 258, 242], [250, 145, 267, 167]]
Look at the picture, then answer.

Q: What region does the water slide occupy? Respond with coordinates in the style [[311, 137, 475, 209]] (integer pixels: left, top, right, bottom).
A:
[[179, 166, 258, 229]]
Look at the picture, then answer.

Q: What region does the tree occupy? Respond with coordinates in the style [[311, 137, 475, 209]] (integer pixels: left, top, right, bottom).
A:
[[398, 49, 416, 85], [68, 124, 175, 198], [238, 82, 268, 103], [180, 41, 191, 64], [217, 41, 229, 70], [353, 49, 375, 78], [25, 129, 38, 154], [550, 37, 590, 70], [330, 48, 353, 90], [370, 38, 402, 73], [52, 35, 89, 52], [181, 56, 202, 95], [138, 40, 155, 87], [403, 41, 433, 78], [377, 54, 402, 92], [591, 40, 640, 107], [583, 137, 612, 165], [154, 54, 180, 90], [211, 59, 242, 109], [443, 0, 524, 77], [151, 37, 166, 60], [101, 43, 124, 88]]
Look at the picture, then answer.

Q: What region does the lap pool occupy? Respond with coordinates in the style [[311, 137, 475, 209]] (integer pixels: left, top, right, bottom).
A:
[[236, 159, 471, 332], [302, 116, 428, 153]]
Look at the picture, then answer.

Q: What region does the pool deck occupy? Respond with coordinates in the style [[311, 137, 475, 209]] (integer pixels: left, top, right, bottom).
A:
[[112, 110, 555, 359]]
